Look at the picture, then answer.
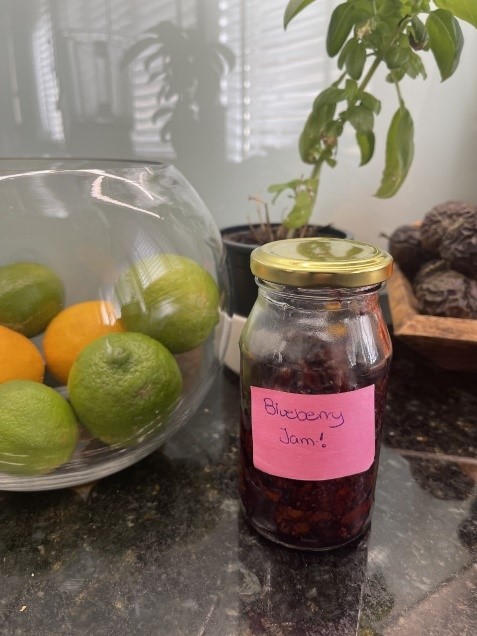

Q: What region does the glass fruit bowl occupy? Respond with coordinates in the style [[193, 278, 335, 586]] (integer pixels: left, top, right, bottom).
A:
[[0, 160, 230, 490]]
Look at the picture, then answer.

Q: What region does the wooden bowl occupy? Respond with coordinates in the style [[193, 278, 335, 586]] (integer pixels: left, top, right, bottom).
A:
[[387, 265, 477, 372]]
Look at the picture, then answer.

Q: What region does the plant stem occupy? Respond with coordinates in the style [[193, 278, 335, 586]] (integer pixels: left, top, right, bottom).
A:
[[310, 158, 324, 181], [333, 71, 347, 86], [357, 55, 382, 94], [305, 57, 382, 218], [394, 79, 404, 106]]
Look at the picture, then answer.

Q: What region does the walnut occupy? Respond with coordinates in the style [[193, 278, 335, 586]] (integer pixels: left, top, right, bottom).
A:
[[420, 201, 476, 254], [440, 209, 477, 279], [413, 259, 449, 288], [414, 269, 477, 319], [387, 224, 431, 280]]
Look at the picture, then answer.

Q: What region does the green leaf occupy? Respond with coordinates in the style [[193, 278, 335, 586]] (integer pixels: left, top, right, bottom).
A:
[[322, 119, 344, 149], [268, 179, 302, 203], [267, 180, 302, 194], [282, 203, 313, 229], [327, 4, 359, 57], [299, 104, 336, 163], [385, 45, 410, 70], [313, 87, 348, 110], [405, 52, 427, 79], [377, 0, 403, 21], [386, 68, 406, 83], [349, 0, 374, 12], [359, 91, 381, 114], [435, 0, 477, 28], [344, 79, 358, 100], [282, 195, 314, 229], [345, 41, 367, 80], [427, 10, 464, 81], [338, 39, 356, 69], [409, 16, 430, 51], [284, 0, 316, 29], [375, 106, 414, 198], [324, 120, 344, 139], [356, 131, 375, 165], [282, 180, 318, 229], [324, 156, 337, 167], [346, 105, 374, 133]]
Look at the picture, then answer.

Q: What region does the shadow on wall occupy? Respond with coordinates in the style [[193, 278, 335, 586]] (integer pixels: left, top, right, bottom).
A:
[[121, 20, 305, 229], [122, 21, 235, 181]]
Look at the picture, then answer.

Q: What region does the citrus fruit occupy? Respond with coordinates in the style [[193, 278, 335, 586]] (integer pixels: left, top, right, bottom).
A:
[[0, 380, 78, 476], [43, 300, 124, 385], [68, 332, 182, 447], [0, 262, 64, 337], [115, 254, 220, 353], [0, 325, 45, 384]]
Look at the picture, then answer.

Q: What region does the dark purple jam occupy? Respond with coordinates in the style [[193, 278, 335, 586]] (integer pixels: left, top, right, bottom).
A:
[[239, 338, 391, 550]]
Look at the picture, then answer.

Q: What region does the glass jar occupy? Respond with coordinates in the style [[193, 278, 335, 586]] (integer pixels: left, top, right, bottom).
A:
[[0, 160, 230, 491], [239, 238, 393, 550]]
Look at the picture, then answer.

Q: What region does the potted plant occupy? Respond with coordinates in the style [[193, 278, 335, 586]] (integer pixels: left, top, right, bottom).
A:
[[221, 0, 477, 319]]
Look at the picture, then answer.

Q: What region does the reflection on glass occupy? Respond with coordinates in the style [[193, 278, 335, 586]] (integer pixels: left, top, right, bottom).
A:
[[33, 0, 64, 143]]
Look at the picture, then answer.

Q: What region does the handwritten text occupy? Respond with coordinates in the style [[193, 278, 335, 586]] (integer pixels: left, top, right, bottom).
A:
[[279, 427, 327, 448], [263, 398, 344, 427]]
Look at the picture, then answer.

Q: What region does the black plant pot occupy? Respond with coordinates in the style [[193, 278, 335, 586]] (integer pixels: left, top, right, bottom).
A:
[[221, 224, 352, 316]]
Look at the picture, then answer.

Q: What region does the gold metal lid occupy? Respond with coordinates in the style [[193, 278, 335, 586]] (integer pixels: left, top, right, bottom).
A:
[[250, 238, 393, 288]]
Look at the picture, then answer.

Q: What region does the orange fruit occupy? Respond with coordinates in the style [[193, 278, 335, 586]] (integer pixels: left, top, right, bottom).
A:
[[0, 325, 45, 384], [43, 300, 124, 385]]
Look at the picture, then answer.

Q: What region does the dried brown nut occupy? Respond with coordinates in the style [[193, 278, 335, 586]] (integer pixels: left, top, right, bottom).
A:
[[388, 224, 431, 280], [440, 210, 477, 279], [413, 259, 449, 288], [414, 269, 477, 319], [420, 201, 476, 254]]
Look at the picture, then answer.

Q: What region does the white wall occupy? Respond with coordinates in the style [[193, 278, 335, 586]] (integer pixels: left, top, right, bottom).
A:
[[0, 0, 475, 248]]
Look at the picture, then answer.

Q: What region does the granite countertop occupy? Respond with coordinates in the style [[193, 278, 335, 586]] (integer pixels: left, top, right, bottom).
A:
[[1, 338, 476, 636]]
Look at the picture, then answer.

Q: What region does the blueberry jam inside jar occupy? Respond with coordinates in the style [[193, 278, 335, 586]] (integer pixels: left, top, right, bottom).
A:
[[239, 238, 393, 550]]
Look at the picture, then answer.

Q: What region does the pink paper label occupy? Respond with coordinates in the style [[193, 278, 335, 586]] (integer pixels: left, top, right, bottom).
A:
[[251, 385, 375, 481]]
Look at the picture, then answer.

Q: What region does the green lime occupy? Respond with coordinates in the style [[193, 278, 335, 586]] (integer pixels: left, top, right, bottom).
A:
[[0, 380, 78, 476], [0, 262, 64, 337], [116, 254, 219, 353], [68, 332, 183, 447]]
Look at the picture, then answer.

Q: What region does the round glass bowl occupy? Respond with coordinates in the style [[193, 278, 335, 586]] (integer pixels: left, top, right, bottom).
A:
[[0, 160, 230, 490]]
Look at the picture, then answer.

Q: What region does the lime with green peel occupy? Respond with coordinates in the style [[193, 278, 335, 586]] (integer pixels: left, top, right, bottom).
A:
[[116, 254, 220, 353], [68, 332, 183, 447], [0, 262, 64, 337], [0, 380, 78, 476]]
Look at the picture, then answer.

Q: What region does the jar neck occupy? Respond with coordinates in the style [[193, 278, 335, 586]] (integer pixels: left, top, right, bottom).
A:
[[256, 278, 384, 310]]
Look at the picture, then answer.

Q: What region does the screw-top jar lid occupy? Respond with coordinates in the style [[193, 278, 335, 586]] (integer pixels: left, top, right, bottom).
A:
[[250, 238, 393, 288]]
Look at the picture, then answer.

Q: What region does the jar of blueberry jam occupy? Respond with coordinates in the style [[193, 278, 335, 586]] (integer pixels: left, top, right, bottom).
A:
[[239, 238, 393, 550]]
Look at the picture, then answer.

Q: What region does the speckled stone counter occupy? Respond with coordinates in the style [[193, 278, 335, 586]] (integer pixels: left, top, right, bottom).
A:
[[1, 339, 476, 636]]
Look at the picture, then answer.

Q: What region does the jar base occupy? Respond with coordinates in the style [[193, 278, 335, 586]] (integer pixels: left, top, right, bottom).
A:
[[241, 505, 371, 552]]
